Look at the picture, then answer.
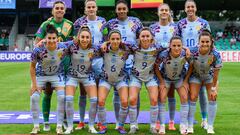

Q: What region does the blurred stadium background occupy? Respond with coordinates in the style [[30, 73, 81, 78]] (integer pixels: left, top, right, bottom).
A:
[[0, 0, 239, 52], [0, 0, 240, 134]]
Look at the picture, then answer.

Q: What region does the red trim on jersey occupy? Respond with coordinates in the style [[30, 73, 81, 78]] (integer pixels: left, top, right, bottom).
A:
[[131, 2, 162, 8]]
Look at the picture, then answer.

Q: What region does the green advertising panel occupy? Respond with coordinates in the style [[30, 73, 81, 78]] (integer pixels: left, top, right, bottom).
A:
[[96, 0, 115, 6]]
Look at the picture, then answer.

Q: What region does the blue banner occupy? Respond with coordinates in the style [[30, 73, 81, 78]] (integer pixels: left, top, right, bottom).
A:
[[0, 51, 32, 62], [39, 0, 72, 9], [0, 111, 189, 124], [0, 0, 16, 9]]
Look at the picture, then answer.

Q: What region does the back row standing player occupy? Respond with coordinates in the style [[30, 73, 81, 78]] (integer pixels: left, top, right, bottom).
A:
[[73, 0, 106, 130], [150, 3, 179, 131], [177, 0, 211, 132], [34, 1, 73, 131], [100, 0, 143, 130]]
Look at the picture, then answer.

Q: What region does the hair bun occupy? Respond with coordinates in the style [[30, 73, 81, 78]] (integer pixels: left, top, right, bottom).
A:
[[80, 25, 90, 30]]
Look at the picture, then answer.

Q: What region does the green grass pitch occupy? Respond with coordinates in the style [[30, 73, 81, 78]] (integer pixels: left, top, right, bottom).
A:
[[0, 62, 240, 134]]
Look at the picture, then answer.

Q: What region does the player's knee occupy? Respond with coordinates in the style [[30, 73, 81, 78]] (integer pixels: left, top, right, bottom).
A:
[[190, 95, 198, 102], [121, 100, 128, 108], [180, 94, 188, 103], [209, 97, 217, 101], [129, 97, 137, 106], [150, 98, 158, 106], [98, 100, 105, 107], [160, 96, 167, 103]]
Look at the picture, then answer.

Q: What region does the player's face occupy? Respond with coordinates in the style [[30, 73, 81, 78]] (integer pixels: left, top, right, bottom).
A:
[[46, 33, 58, 48], [185, 1, 197, 17], [85, 1, 97, 16], [109, 33, 121, 51], [78, 31, 91, 50], [199, 36, 212, 55], [139, 30, 152, 49], [116, 3, 128, 20], [158, 5, 170, 20], [170, 39, 183, 56], [52, 3, 65, 18]]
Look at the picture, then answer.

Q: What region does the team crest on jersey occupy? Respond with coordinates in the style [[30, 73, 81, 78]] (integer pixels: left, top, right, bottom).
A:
[[63, 27, 67, 32], [196, 25, 201, 31], [58, 37, 63, 42], [57, 51, 63, 59], [88, 52, 93, 59], [118, 51, 124, 57], [128, 22, 134, 29], [149, 50, 157, 56], [170, 28, 174, 33], [98, 22, 102, 29], [208, 55, 214, 65]]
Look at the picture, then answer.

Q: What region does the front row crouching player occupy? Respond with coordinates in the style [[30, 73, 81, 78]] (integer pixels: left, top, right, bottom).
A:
[[154, 36, 193, 135], [64, 26, 98, 134], [97, 30, 130, 134], [128, 28, 163, 134], [30, 24, 66, 134], [188, 30, 222, 134]]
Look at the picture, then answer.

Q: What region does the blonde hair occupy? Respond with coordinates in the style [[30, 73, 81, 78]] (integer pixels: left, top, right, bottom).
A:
[[84, 0, 97, 16], [85, 0, 96, 6], [158, 3, 172, 23]]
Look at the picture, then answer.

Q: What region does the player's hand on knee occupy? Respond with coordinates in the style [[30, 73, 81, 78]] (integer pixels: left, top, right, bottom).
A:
[[210, 90, 218, 101], [30, 85, 41, 96], [30, 85, 37, 96], [182, 81, 189, 92], [159, 83, 167, 93]]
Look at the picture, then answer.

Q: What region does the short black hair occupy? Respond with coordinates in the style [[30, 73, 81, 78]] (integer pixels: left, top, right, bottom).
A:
[[46, 24, 58, 36], [116, 0, 128, 7]]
